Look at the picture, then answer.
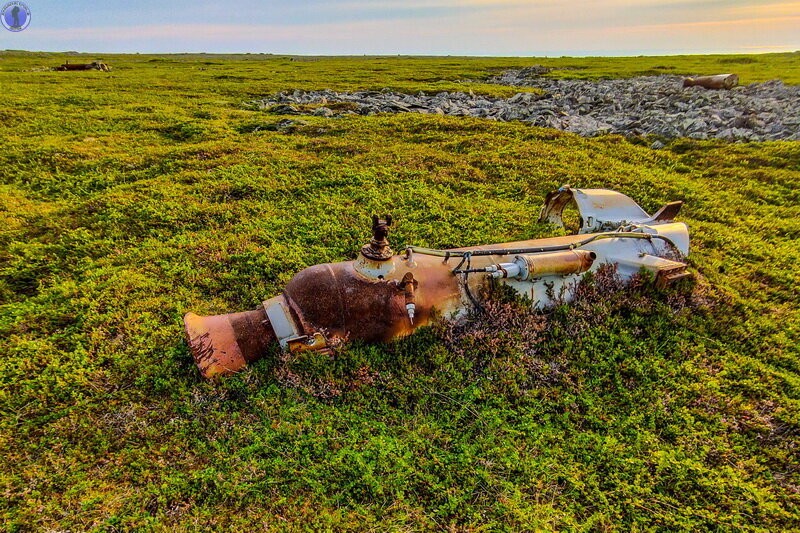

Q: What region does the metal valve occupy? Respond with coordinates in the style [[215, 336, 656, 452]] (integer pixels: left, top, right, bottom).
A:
[[360, 214, 394, 261], [399, 272, 418, 325]]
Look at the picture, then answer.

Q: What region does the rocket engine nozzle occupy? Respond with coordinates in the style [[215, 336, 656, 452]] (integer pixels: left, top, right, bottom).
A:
[[183, 308, 277, 380]]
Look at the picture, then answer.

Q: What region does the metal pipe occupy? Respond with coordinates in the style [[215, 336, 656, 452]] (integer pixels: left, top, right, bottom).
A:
[[409, 232, 685, 262]]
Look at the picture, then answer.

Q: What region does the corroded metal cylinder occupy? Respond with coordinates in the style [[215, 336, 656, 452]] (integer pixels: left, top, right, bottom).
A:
[[520, 250, 596, 279], [281, 255, 461, 344], [184, 308, 276, 379]]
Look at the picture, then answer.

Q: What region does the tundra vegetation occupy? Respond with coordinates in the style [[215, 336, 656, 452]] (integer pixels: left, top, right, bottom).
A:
[[0, 51, 799, 531]]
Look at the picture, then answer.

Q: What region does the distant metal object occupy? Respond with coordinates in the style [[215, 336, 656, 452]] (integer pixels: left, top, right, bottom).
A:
[[184, 187, 691, 380], [683, 74, 738, 90], [56, 60, 110, 72]]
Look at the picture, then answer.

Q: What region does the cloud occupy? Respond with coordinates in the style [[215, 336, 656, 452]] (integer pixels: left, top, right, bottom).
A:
[[728, 1, 800, 17], [25, 19, 444, 51], [611, 14, 800, 33], [14, 0, 800, 54]]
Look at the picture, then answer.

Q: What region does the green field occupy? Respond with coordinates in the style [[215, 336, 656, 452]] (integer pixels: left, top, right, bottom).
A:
[[1, 51, 799, 531]]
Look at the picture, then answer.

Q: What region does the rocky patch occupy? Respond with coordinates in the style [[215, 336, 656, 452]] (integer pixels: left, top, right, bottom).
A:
[[249, 70, 800, 141]]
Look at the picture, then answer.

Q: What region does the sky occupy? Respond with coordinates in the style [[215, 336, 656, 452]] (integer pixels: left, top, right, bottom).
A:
[[1, 0, 798, 56]]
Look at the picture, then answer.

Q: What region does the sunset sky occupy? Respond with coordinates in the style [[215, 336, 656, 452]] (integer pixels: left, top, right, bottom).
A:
[[2, 0, 798, 55]]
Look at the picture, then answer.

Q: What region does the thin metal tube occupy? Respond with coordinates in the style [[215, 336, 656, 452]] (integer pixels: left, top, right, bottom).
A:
[[407, 232, 684, 263]]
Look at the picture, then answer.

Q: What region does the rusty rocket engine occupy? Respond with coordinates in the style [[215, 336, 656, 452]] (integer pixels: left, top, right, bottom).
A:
[[184, 188, 691, 379]]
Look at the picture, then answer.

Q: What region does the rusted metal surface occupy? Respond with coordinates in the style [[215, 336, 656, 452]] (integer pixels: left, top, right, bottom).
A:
[[282, 254, 461, 344], [521, 249, 596, 278], [184, 188, 692, 380], [287, 332, 331, 355], [184, 308, 275, 379], [683, 74, 739, 90], [399, 272, 418, 324]]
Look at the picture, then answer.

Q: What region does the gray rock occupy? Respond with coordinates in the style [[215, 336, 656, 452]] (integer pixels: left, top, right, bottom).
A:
[[716, 129, 735, 140], [269, 104, 301, 115], [247, 73, 800, 142], [312, 107, 334, 117]]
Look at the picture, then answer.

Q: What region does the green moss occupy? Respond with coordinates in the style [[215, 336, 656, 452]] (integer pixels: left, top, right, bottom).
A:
[[0, 51, 798, 531]]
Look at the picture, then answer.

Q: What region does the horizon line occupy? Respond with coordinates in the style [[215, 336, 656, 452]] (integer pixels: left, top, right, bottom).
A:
[[4, 49, 800, 58]]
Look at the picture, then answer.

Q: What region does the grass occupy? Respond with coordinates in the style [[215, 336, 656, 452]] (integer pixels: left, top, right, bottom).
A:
[[0, 51, 798, 531]]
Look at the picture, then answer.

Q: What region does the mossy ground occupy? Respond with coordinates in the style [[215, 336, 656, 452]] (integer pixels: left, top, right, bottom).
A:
[[1, 52, 798, 531]]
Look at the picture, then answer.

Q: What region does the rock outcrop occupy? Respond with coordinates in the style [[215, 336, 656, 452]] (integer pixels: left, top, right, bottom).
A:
[[248, 70, 800, 141]]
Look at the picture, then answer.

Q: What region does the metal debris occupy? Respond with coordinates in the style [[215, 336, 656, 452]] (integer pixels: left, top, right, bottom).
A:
[[184, 188, 691, 379]]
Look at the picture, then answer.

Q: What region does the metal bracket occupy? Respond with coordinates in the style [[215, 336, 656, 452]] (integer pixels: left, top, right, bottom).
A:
[[263, 296, 301, 349], [264, 296, 331, 354], [617, 254, 691, 289], [287, 332, 331, 354]]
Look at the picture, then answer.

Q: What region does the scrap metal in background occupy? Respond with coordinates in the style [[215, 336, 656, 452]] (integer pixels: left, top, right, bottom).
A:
[[184, 187, 691, 379], [55, 61, 111, 72], [682, 74, 739, 90]]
